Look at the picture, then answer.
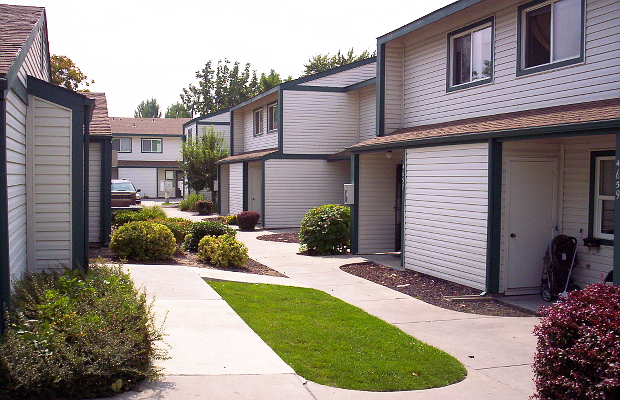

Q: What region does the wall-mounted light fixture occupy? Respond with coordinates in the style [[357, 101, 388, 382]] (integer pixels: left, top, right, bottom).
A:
[[386, 150, 393, 159]]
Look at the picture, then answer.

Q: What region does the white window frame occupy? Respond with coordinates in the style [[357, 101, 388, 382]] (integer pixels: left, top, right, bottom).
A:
[[447, 17, 494, 91], [594, 155, 615, 241], [253, 108, 264, 136], [267, 102, 278, 132], [141, 138, 162, 153], [112, 137, 132, 153]]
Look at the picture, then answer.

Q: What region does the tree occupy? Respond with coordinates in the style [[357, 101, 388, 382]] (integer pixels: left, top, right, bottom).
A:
[[303, 48, 375, 76], [50, 54, 94, 91], [134, 98, 161, 118], [165, 102, 190, 118], [180, 126, 229, 203]]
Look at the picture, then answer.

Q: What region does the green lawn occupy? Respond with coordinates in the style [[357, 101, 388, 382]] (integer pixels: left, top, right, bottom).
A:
[[207, 280, 467, 392]]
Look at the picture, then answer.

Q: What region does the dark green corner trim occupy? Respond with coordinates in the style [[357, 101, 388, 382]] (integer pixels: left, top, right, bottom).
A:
[[242, 162, 249, 211], [590, 150, 615, 247], [73, 107, 87, 271], [280, 57, 377, 89], [278, 88, 284, 152], [516, 0, 585, 77], [485, 139, 502, 293], [345, 77, 376, 92], [217, 165, 222, 215], [83, 113, 90, 265], [261, 159, 266, 227], [615, 135, 620, 286], [196, 121, 230, 126], [377, 0, 485, 44], [285, 85, 346, 92], [400, 153, 406, 267], [0, 91, 10, 333], [12, 78, 28, 105], [100, 138, 112, 245], [27, 76, 92, 110], [230, 110, 235, 155], [377, 43, 386, 137], [350, 153, 360, 254]]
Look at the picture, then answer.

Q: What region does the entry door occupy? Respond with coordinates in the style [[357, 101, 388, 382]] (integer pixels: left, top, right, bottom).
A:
[[505, 158, 558, 295], [248, 162, 262, 218]]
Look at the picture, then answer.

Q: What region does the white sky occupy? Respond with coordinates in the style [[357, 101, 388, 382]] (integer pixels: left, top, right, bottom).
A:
[[25, 0, 455, 117]]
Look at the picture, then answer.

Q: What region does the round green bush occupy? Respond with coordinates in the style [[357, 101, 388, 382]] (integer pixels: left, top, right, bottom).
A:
[[153, 218, 192, 244], [299, 204, 350, 255], [211, 234, 249, 268], [533, 283, 620, 399], [110, 221, 176, 261], [112, 205, 167, 228], [182, 220, 236, 252], [197, 235, 219, 262]]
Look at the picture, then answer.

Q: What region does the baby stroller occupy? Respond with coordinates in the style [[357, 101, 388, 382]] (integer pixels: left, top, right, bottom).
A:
[[541, 234, 579, 302]]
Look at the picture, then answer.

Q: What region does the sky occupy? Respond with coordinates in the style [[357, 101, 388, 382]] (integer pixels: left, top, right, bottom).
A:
[[27, 0, 456, 117]]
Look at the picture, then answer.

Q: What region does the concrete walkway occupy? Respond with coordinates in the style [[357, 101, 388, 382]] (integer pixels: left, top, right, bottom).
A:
[[109, 215, 540, 399]]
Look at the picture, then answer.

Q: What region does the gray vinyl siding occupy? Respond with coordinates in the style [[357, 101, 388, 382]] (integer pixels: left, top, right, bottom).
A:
[[384, 42, 404, 134], [241, 93, 279, 153], [229, 163, 244, 215], [88, 141, 102, 244], [17, 21, 49, 84], [116, 136, 182, 162], [398, 0, 620, 127], [359, 84, 377, 142], [5, 91, 28, 278], [299, 62, 376, 87], [232, 111, 245, 155], [357, 151, 403, 253], [117, 167, 157, 199], [219, 164, 230, 215], [263, 159, 350, 228], [282, 90, 359, 154], [403, 143, 489, 290], [27, 97, 73, 271]]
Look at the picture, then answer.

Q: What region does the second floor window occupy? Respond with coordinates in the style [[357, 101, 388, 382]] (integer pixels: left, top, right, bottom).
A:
[[518, 0, 583, 74], [267, 103, 278, 132], [141, 138, 162, 153], [112, 137, 131, 153], [253, 108, 264, 136], [448, 18, 493, 91]]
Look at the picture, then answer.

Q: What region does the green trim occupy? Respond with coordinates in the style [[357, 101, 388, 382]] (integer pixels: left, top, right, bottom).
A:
[[267, 101, 278, 133], [615, 136, 620, 285], [377, 44, 386, 136], [285, 85, 345, 92], [183, 108, 232, 128], [140, 138, 163, 153], [197, 121, 230, 126], [485, 139, 502, 293], [12, 78, 28, 105], [0, 91, 10, 333], [516, 0, 585, 77], [446, 16, 494, 93], [351, 120, 620, 152], [112, 137, 132, 153], [242, 162, 249, 211], [83, 111, 91, 262], [114, 133, 183, 138], [217, 164, 222, 215], [378, 0, 485, 44], [230, 110, 235, 155], [345, 77, 376, 92], [261, 159, 266, 227], [117, 165, 179, 169], [278, 88, 284, 152], [399, 154, 406, 264], [350, 154, 360, 254], [589, 150, 615, 247], [252, 106, 265, 137]]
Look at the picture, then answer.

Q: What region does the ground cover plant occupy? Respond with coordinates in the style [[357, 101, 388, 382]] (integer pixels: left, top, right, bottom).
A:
[[533, 283, 620, 399], [207, 280, 466, 391], [299, 204, 350, 255], [0, 263, 165, 399]]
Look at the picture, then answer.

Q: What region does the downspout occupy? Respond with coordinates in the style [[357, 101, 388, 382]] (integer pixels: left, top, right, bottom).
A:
[[0, 81, 10, 333]]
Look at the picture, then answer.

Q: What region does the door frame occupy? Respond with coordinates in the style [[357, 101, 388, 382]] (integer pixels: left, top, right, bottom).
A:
[[501, 156, 559, 294]]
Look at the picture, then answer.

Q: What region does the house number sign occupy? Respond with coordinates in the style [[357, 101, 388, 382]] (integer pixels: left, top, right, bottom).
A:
[[616, 159, 620, 200]]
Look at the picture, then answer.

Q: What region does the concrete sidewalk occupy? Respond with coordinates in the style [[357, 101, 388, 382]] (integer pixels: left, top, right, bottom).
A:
[[110, 226, 539, 399]]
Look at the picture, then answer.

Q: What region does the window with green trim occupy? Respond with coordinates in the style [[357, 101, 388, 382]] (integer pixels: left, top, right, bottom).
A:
[[253, 108, 264, 136], [112, 137, 131, 153], [517, 0, 584, 75], [447, 18, 493, 91], [267, 102, 278, 132], [590, 151, 615, 243], [141, 138, 162, 153]]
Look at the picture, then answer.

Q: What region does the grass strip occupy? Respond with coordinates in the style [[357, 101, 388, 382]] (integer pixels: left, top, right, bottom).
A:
[[207, 280, 466, 392]]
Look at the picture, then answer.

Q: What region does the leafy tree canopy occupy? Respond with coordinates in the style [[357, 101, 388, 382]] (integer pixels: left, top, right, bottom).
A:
[[134, 98, 161, 118], [165, 102, 190, 118], [180, 60, 287, 117], [303, 48, 375, 76], [179, 126, 229, 202], [50, 54, 94, 91]]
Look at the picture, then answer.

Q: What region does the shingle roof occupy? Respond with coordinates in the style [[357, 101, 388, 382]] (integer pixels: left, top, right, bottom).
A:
[[351, 98, 620, 150], [216, 149, 279, 164], [110, 117, 191, 136], [0, 4, 44, 76], [85, 92, 111, 135]]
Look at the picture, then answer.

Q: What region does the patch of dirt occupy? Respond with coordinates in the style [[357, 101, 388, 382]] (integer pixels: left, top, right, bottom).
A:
[[257, 232, 299, 243], [89, 247, 287, 278], [341, 262, 536, 317]]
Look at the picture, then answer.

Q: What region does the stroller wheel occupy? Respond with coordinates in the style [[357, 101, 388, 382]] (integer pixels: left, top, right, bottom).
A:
[[541, 284, 554, 302]]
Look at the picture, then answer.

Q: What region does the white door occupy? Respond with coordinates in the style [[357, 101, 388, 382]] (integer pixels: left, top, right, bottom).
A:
[[248, 162, 262, 218], [505, 158, 558, 295]]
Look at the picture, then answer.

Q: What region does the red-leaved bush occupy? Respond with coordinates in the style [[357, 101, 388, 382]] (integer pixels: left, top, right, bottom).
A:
[[237, 211, 260, 231], [533, 283, 620, 400]]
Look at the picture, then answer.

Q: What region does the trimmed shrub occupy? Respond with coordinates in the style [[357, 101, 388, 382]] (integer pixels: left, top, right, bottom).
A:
[[0, 263, 165, 399], [138, 205, 167, 220], [178, 194, 203, 212], [237, 211, 260, 231], [110, 221, 176, 261], [195, 200, 213, 216], [112, 205, 167, 228], [299, 204, 350, 255], [533, 283, 620, 400], [198, 234, 248, 268], [225, 214, 238, 225], [153, 218, 192, 244], [182, 220, 235, 252]]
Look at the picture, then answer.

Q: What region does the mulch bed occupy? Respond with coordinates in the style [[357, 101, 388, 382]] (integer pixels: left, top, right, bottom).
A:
[[257, 232, 299, 243], [88, 247, 287, 278], [341, 262, 536, 317]]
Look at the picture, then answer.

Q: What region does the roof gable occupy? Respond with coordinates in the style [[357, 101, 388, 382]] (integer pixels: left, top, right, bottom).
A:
[[85, 93, 111, 135], [0, 4, 45, 77]]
